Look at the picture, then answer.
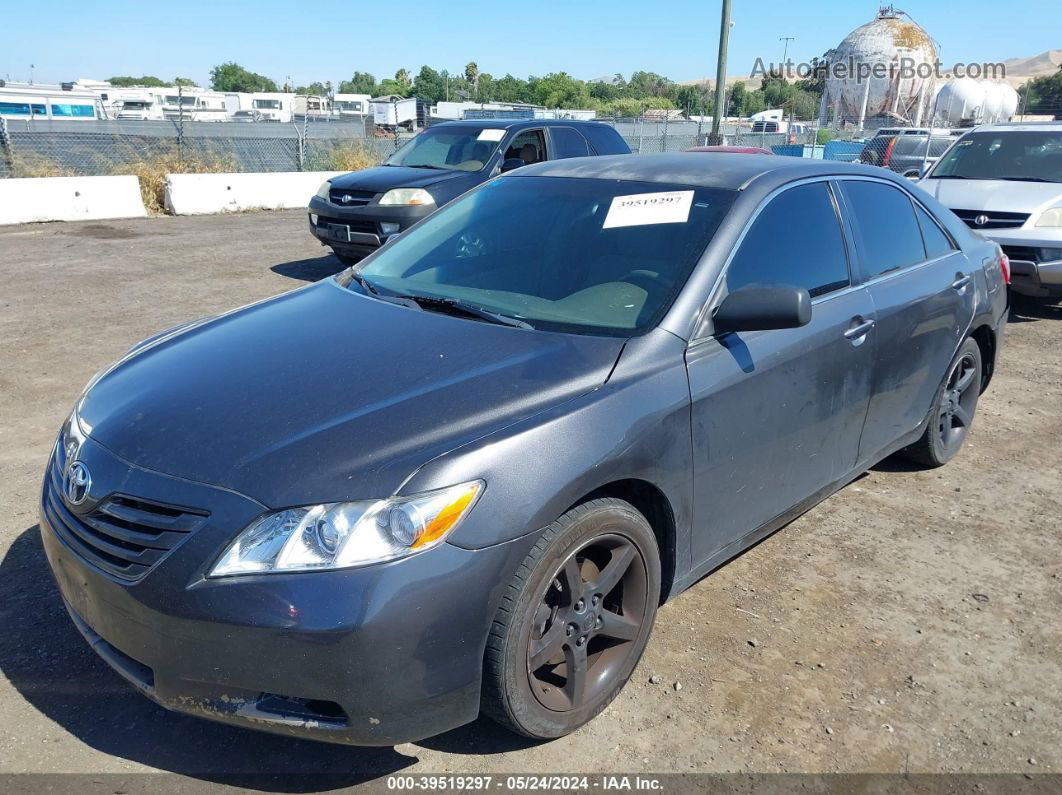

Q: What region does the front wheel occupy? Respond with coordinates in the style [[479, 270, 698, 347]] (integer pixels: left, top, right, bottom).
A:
[[482, 498, 660, 739], [902, 337, 982, 467]]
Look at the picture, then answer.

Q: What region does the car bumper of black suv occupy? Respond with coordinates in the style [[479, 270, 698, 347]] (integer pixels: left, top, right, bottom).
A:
[[39, 438, 528, 746], [307, 196, 435, 259]]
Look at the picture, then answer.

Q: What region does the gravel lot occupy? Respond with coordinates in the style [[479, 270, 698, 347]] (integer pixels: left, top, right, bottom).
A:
[[1, 212, 1059, 785]]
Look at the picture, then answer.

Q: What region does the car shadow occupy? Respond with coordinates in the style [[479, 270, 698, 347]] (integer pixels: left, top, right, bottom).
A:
[[1008, 296, 1061, 324], [0, 526, 538, 790], [271, 255, 348, 283]]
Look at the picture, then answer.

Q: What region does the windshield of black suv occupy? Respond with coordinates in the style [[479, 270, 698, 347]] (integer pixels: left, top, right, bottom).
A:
[[352, 176, 737, 336], [384, 126, 506, 172], [930, 130, 1062, 182]]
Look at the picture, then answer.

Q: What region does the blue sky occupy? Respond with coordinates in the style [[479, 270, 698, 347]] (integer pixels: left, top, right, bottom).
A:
[[3, 0, 1057, 87]]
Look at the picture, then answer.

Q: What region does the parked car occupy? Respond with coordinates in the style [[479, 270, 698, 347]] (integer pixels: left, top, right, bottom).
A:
[[859, 128, 962, 175], [308, 119, 631, 264], [686, 145, 774, 154], [44, 154, 1007, 746], [918, 122, 1062, 301]]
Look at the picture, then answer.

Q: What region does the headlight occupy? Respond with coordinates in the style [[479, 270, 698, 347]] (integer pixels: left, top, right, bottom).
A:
[[379, 188, 435, 206], [1041, 247, 1062, 262], [209, 480, 483, 577], [315, 180, 331, 199], [1036, 206, 1062, 228]]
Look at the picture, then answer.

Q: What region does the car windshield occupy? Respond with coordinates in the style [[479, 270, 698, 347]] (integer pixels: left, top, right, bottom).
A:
[[353, 176, 737, 336], [929, 130, 1062, 182], [384, 126, 506, 172]]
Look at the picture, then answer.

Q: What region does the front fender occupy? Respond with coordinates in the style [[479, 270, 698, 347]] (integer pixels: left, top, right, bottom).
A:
[[405, 330, 694, 574]]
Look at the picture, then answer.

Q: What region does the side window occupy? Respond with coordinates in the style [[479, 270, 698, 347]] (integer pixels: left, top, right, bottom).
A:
[[914, 203, 956, 260], [504, 129, 546, 165], [551, 127, 590, 159], [843, 181, 926, 278], [726, 182, 850, 299]]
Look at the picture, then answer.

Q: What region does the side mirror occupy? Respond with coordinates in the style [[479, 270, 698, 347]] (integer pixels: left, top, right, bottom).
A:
[[903, 168, 921, 180], [713, 285, 812, 333], [500, 157, 526, 173]]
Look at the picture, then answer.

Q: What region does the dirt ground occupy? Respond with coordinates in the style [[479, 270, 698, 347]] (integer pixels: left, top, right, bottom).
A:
[[0, 212, 1059, 784]]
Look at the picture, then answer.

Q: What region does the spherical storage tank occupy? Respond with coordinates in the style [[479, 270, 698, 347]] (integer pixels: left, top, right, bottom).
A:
[[822, 6, 939, 127]]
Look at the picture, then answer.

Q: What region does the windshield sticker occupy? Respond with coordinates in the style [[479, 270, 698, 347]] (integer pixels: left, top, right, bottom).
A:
[[477, 129, 506, 142], [603, 191, 695, 229]]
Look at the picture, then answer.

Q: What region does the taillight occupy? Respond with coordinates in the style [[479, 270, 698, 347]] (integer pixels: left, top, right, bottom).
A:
[[882, 137, 898, 166], [998, 248, 1011, 285]]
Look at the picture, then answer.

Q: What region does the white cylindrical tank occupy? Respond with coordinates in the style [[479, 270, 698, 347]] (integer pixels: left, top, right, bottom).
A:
[[823, 9, 938, 126], [932, 78, 1019, 124]]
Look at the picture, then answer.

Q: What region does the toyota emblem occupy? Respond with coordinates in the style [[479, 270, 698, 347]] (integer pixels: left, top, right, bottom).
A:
[[63, 461, 91, 506], [974, 214, 990, 227]]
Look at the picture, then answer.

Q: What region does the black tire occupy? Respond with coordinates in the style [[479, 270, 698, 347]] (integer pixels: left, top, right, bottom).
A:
[[902, 337, 982, 468], [482, 498, 661, 739]]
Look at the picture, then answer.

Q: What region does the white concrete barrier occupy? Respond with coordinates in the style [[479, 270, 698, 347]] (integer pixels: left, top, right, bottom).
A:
[[165, 171, 346, 215], [0, 176, 147, 225]]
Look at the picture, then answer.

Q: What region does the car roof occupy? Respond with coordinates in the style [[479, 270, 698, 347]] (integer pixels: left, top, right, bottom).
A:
[[969, 121, 1062, 133], [432, 118, 614, 130], [510, 152, 903, 191]]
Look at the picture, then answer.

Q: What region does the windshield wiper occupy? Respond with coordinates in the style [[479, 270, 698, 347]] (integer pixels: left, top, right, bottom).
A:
[[349, 272, 381, 295], [396, 293, 532, 329], [996, 176, 1057, 183], [931, 174, 969, 179], [405, 164, 448, 170]]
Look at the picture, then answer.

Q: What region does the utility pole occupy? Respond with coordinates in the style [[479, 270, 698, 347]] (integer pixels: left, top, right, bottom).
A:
[[779, 37, 795, 76], [29, 64, 35, 84], [709, 0, 732, 144]]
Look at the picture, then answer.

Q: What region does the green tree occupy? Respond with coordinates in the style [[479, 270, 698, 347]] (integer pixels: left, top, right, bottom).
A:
[[627, 71, 675, 100], [375, 78, 410, 97], [530, 72, 592, 108], [395, 68, 411, 88], [339, 72, 376, 95], [465, 61, 479, 88], [473, 72, 495, 103], [295, 81, 329, 96], [413, 66, 447, 103], [209, 62, 278, 93], [108, 75, 166, 87], [1019, 65, 1062, 115], [173, 77, 198, 87], [491, 73, 531, 103]]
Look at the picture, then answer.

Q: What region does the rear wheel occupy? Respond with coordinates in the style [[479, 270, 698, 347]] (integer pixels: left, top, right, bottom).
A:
[[903, 337, 982, 467], [482, 498, 660, 739]]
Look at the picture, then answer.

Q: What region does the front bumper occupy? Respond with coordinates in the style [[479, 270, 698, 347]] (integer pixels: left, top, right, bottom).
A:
[[307, 196, 434, 258], [40, 437, 533, 746], [986, 229, 1062, 297]]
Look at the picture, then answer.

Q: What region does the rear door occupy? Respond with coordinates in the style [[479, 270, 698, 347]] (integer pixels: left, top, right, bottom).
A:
[[547, 126, 592, 159], [686, 180, 877, 566], [837, 178, 975, 465]]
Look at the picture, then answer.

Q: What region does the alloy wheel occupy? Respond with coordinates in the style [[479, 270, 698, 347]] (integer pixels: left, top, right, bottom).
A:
[[938, 351, 979, 452], [526, 533, 649, 712]]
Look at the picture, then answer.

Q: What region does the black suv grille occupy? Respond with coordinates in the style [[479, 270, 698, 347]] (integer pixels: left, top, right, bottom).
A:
[[952, 209, 1030, 230], [317, 216, 378, 235], [328, 188, 375, 206], [44, 449, 208, 582]]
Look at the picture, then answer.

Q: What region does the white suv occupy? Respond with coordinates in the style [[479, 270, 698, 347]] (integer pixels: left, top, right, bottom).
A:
[[918, 122, 1062, 300]]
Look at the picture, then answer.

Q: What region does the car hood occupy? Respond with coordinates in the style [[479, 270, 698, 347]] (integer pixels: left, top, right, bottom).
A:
[[329, 165, 476, 194], [918, 178, 1062, 216], [78, 280, 625, 508]]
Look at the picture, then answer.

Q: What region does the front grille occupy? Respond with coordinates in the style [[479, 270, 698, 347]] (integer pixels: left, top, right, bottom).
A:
[[952, 209, 1030, 230], [328, 188, 375, 207], [44, 448, 208, 582], [1001, 245, 1038, 263], [317, 216, 378, 235]]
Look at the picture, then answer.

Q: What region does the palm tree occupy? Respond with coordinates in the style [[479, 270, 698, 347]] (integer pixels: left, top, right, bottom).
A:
[[465, 62, 479, 89]]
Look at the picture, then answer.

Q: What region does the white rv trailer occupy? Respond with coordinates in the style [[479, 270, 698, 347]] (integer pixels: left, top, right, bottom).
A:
[[231, 93, 295, 123], [332, 93, 371, 119], [158, 89, 230, 122], [369, 96, 428, 130], [293, 94, 332, 121], [0, 81, 101, 120], [114, 89, 166, 121]]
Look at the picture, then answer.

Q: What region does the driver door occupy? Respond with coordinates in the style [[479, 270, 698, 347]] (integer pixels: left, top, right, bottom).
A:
[[685, 180, 877, 566]]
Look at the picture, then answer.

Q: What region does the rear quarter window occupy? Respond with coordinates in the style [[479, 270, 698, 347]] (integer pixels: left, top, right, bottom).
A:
[[580, 125, 631, 155]]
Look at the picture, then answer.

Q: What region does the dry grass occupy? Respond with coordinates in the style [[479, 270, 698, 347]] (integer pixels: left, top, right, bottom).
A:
[[116, 148, 237, 214], [10, 154, 77, 178], [317, 139, 382, 172]]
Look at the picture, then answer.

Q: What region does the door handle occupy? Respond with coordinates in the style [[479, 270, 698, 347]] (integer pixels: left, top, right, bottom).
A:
[[951, 274, 972, 290], [844, 319, 875, 340]]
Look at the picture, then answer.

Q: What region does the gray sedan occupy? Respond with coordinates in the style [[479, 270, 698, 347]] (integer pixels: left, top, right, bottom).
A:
[[42, 154, 1008, 745]]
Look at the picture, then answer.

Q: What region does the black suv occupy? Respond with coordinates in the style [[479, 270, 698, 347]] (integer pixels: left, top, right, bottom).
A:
[[308, 119, 631, 263]]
